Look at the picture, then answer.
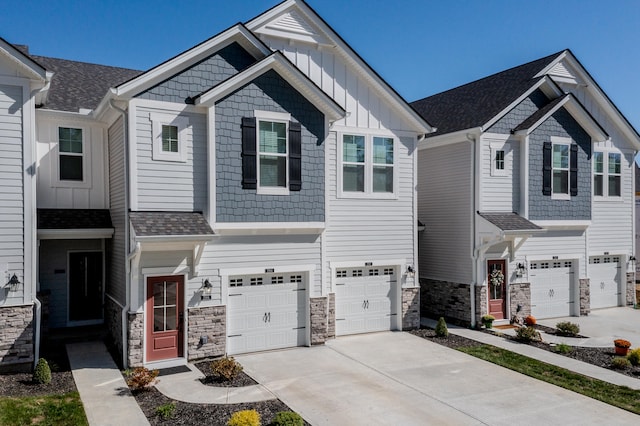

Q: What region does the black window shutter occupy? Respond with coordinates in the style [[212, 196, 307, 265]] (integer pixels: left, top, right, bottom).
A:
[[542, 142, 552, 196], [570, 144, 578, 196], [241, 117, 257, 189], [289, 121, 302, 191]]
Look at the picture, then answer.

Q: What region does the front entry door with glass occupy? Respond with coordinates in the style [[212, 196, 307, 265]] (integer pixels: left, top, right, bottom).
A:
[[487, 259, 506, 320], [146, 276, 184, 362]]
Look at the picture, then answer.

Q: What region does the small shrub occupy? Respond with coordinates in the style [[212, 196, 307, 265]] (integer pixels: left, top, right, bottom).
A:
[[228, 409, 261, 426], [271, 411, 304, 426], [125, 367, 159, 391], [524, 315, 537, 326], [211, 356, 244, 382], [611, 357, 631, 370], [554, 343, 572, 354], [155, 402, 176, 420], [32, 358, 52, 384], [556, 321, 580, 337], [434, 317, 448, 337], [482, 314, 495, 323], [627, 348, 640, 366], [515, 326, 540, 342]]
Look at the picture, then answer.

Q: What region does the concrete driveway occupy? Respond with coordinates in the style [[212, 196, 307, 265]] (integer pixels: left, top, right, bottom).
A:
[[538, 306, 640, 347], [236, 332, 639, 425]]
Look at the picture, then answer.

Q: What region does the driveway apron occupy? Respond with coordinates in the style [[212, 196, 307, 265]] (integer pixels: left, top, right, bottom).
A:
[[236, 332, 639, 426]]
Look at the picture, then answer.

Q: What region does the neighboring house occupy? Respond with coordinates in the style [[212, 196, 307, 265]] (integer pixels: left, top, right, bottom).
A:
[[412, 50, 640, 326], [0, 0, 430, 369]]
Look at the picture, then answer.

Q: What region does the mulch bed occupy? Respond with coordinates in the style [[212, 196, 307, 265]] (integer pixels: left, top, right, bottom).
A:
[[193, 360, 258, 387], [0, 341, 76, 397], [411, 325, 640, 379]]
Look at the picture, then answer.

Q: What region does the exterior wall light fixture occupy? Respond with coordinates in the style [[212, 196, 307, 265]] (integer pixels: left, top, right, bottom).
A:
[[201, 279, 212, 301], [6, 274, 21, 292], [516, 263, 526, 277]]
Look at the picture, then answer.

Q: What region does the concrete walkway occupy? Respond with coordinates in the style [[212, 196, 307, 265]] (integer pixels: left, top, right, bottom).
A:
[[421, 317, 640, 390], [154, 363, 275, 404], [67, 342, 149, 426]]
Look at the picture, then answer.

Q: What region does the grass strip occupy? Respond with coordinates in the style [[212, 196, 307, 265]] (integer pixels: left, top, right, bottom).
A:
[[458, 344, 640, 415], [0, 391, 88, 426]]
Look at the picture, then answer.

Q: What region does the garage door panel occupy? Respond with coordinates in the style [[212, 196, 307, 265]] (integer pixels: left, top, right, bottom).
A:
[[530, 261, 573, 319], [590, 257, 621, 309], [226, 272, 307, 355]]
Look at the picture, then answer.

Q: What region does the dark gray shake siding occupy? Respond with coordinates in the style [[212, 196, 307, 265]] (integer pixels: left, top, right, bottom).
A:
[[137, 42, 256, 103], [488, 90, 591, 221], [216, 70, 325, 223]]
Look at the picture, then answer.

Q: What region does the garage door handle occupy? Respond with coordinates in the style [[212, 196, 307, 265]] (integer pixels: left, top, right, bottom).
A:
[[228, 334, 242, 337], [229, 293, 242, 297], [292, 326, 306, 330], [336, 318, 345, 321], [292, 288, 306, 292]]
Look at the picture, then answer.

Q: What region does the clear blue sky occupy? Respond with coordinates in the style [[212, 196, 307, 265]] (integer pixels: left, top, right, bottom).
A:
[[2, 0, 639, 132]]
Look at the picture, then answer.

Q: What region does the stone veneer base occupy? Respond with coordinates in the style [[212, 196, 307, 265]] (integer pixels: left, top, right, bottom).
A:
[[310, 297, 328, 345], [188, 305, 226, 360], [420, 278, 473, 325], [402, 287, 420, 330], [0, 304, 34, 368]]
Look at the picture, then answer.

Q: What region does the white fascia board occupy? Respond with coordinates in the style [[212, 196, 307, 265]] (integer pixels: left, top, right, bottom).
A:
[[0, 40, 47, 81], [195, 52, 345, 122], [219, 263, 316, 277], [114, 25, 271, 99], [213, 222, 325, 236], [481, 77, 559, 132], [513, 95, 608, 141], [532, 220, 591, 230], [37, 228, 114, 240], [539, 50, 640, 150], [134, 235, 214, 243], [245, 1, 433, 134], [418, 127, 482, 151]]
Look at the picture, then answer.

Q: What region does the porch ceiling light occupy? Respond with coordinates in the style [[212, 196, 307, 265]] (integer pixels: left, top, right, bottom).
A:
[[6, 274, 20, 292], [201, 279, 212, 301]]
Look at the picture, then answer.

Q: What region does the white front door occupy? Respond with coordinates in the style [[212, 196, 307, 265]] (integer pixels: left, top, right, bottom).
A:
[[589, 256, 621, 309], [226, 273, 307, 355], [335, 266, 397, 336], [530, 260, 573, 319]]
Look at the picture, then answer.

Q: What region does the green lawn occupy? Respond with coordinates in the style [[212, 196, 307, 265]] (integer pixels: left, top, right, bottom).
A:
[[0, 392, 88, 426], [459, 344, 640, 415]]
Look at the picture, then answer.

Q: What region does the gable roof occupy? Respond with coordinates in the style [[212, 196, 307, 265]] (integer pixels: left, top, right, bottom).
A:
[[246, 0, 433, 134], [0, 37, 48, 81], [411, 51, 562, 137], [31, 55, 141, 112]]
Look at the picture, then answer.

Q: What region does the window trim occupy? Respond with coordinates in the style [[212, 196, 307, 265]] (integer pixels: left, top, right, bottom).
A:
[[593, 149, 622, 199], [337, 131, 398, 199], [254, 110, 291, 196], [489, 142, 508, 177], [150, 112, 189, 162], [52, 125, 91, 189], [551, 137, 571, 200]]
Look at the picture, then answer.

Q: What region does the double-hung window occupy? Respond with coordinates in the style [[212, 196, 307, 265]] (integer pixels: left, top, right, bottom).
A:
[[552, 143, 570, 196], [150, 113, 189, 162], [59, 127, 84, 181], [258, 120, 288, 190], [341, 133, 395, 197], [594, 151, 621, 197]]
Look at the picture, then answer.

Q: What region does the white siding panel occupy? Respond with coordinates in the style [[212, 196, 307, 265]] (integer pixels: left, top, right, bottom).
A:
[[513, 231, 587, 277], [0, 84, 24, 304], [135, 107, 207, 212], [479, 136, 520, 212], [326, 132, 416, 289], [107, 117, 126, 304], [417, 141, 472, 283]]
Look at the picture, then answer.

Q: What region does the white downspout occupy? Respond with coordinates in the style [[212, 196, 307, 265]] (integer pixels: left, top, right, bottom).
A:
[[109, 99, 132, 368], [467, 133, 478, 328]]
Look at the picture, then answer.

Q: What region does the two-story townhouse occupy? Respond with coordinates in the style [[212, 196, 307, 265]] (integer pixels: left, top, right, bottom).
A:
[[412, 50, 640, 326], [0, 0, 431, 370]]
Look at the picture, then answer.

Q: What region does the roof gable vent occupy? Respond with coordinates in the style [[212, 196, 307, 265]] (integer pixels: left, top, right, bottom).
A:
[[257, 9, 331, 45], [548, 61, 580, 85]]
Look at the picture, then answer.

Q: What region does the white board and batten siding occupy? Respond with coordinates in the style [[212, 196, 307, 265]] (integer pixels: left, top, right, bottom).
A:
[[479, 135, 520, 213], [0, 84, 25, 305], [133, 105, 207, 212], [417, 141, 473, 284], [35, 113, 108, 209]]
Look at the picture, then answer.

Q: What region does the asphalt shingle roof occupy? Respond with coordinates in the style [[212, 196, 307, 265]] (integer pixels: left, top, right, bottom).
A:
[[129, 212, 214, 237], [411, 51, 564, 137], [31, 55, 142, 112], [512, 94, 569, 132], [37, 209, 113, 229], [478, 212, 542, 232]]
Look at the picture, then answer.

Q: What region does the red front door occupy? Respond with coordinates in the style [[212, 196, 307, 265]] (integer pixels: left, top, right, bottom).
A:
[[487, 260, 506, 320], [146, 276, 184, 362]]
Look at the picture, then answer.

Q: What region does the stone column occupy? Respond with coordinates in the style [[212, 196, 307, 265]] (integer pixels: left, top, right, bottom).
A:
[[310, 297, 328, 345], [327, 293, 335, 339], [579, 278, 590, 316], [402, 287, 420, 330], [509, 282, 531, 319], [187, 306, 226, 360], [127, 312, 144, 367], [626, 272, 635, 306], [0, 305, 34, 369]]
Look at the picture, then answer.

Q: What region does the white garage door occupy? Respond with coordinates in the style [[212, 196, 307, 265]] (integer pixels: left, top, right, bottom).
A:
[[226, 273, 306, 355], [335, 266, 397, 336], [589, 256, 621, 309], [529, 260, 573, 319]]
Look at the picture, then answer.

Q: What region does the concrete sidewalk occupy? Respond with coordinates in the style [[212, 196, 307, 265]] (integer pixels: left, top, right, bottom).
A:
[[421, 318, 640, 390], [67, 341, 149, 426]]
